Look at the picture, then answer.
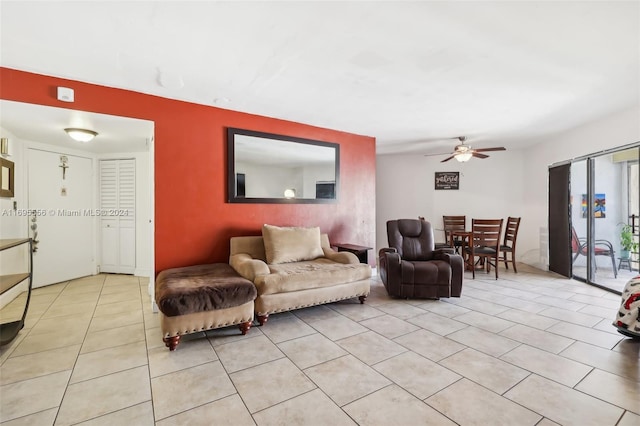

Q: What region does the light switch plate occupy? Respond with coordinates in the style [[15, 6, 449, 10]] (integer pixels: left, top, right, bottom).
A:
[[57, 87, 74, 102]]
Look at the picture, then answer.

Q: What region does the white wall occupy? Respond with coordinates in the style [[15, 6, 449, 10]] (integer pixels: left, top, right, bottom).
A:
[[236, 162, 300, 198], [522, 106, 640, 269], [236, 161, 335, 199], [376, 149, 525, 254], [375, 106, 640, 270], [303, 164, 335, 198]]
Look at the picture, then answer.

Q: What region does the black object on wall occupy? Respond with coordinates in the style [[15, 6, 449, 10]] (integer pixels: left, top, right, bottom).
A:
[[236, 173, 245, 197], [548, 164, 572, 277], [316, 182, 335, 199]]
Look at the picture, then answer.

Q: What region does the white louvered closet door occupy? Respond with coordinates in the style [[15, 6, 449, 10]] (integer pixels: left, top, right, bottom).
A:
[[100, 159, 136, 274]]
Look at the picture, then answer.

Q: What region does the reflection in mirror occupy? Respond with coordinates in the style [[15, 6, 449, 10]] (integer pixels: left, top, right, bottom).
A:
[[227, 128, 339, 203]]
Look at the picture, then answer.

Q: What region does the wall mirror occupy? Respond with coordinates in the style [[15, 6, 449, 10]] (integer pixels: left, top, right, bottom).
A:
[[227, 127, 339, 203], [0, 158, 15, 198]]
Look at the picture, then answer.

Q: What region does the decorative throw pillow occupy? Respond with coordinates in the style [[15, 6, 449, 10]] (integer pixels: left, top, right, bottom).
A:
[[262, 224, 324, 264]]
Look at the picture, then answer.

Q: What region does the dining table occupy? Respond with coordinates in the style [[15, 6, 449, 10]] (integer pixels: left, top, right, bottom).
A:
[[442, 229, 490, 272]]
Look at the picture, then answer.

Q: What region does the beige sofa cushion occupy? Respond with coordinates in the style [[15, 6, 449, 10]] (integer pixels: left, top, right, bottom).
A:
[[255, 258, 372, 295], [262, 224, 324, 264]]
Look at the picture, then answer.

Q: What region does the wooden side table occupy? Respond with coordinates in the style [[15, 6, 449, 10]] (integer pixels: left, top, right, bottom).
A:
[[333, 243, 372, 264]]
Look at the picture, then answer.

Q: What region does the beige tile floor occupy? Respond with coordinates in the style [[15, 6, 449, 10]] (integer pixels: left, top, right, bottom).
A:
[[572, 265, 637, 293], [0, 266, 639, 425]]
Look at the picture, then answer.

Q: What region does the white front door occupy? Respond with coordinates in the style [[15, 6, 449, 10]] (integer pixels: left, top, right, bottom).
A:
[[28, 149, 94, 287]]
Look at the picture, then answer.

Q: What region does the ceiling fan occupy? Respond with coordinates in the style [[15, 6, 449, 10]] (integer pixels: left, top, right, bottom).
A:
[[424, 137, 506, 163]]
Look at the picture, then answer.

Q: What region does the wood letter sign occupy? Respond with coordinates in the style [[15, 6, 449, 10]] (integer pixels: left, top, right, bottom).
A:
[[434, 172, 459, 190]]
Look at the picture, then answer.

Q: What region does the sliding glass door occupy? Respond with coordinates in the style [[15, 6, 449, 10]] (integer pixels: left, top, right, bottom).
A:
[[570, 146, 640, 292], [570, 160, 588, 282], [592, 154, 621, 288]]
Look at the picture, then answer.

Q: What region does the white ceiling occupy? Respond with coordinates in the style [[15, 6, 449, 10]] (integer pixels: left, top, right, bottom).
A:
[[0, 100, 153, 154], [1, 1, 638, 155]]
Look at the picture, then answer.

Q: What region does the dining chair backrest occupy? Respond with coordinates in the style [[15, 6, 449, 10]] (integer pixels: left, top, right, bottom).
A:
[[500, 217, 522, 272], [443, 216, 466, 231], [443, 215, 466, 245], [503, 217, 521, 248], [471, 218, 503, 249]]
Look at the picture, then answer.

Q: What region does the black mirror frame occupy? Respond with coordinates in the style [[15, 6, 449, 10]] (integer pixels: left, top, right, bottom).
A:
[[227, 127, 340, 204]]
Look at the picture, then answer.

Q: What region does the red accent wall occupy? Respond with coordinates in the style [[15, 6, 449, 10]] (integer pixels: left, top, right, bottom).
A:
[[0, 67, 376, 273]]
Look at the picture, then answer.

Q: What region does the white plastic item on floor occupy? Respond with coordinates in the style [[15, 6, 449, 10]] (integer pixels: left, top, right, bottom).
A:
[[613, 275, 640, 339]]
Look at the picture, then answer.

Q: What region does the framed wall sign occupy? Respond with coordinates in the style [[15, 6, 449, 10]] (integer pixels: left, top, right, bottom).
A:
[[434, 172, 459, 190]]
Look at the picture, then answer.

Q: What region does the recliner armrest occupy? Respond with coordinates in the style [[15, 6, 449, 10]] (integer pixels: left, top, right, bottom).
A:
[[229, 253, 270, 282], [434, 247, 455, 256], [433, 250, 462, 264], [378, 247, 402, 288], [379, 247, 401, 266], [434, 251, 464, 274]]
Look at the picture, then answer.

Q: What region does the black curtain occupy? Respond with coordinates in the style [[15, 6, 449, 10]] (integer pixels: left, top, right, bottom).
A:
[[548, 164, 572, 277]]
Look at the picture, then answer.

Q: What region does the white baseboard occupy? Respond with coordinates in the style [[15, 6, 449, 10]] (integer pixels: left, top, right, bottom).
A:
[[135, 267, 151, 277], [148, 278, 158, 313]]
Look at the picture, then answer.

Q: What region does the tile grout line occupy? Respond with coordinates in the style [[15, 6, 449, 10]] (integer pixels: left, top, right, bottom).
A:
[[53, 274, 107, 426], [2, 270, 636, 425]]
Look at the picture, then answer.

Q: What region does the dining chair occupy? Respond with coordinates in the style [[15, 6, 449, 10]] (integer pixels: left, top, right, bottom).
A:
[[571, 227, 617, 278], [420, 216, 451, 249], [443, 215, 466, 254], [500, 217, 521, 273], [465, 218, 504, 279]]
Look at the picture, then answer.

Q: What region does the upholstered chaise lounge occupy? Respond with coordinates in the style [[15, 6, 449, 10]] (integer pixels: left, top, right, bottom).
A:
[[229, 225, 372, 325], [155, 263, 257, 350]]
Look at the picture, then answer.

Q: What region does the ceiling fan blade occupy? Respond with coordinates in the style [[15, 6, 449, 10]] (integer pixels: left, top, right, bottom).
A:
[[472, 152, 489, 159], [440, 155, 456, 163], [473, 147, 506, 152], [424, 152, 453, 157]]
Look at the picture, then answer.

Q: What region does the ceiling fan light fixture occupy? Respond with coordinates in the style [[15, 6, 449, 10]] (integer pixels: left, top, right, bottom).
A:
[[64, 128, 98, 142], [455, 152, 472, 162]]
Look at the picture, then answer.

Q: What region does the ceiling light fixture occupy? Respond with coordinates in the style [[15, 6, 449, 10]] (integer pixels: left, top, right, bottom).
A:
[[455, 152, 472, 162], [64, 128, 98, 142]]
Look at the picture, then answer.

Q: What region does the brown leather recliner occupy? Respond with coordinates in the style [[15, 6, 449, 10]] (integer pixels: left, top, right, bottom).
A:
[[379, 219, 464, 298]]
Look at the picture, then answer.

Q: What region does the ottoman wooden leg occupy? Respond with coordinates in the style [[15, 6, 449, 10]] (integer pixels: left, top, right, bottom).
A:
[[163, 335, 181, 351], [359, 295, 367, 304], [238, 321, 251, 335], [257, 314, 269, 326]]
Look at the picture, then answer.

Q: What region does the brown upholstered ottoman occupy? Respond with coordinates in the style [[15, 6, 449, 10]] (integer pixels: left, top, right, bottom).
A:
[[155, 263, 257, 351]]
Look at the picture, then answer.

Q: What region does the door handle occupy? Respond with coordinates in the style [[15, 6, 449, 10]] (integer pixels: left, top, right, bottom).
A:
[[30, 214, 40, 252]]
